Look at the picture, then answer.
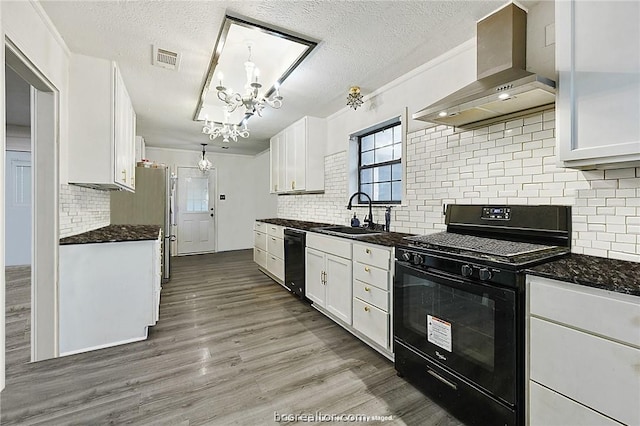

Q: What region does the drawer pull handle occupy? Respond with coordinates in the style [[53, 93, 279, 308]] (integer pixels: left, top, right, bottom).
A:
[[364, 287, 370, 292], [427, 369, 458, 390], [364, 306, 370, 312], [365, 248, 371, 254], [364, 267, 370, 272], [272, 238, 276, 241]]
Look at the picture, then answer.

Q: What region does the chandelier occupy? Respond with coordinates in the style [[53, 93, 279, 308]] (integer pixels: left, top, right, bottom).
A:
[[215, 43, 283, 117], [347, 86, 364, 110], [197, 143, 213, 172], [202, 109, 250, 143]]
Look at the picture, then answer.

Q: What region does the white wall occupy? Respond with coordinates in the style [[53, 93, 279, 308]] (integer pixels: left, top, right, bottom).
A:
[[0, 0, 5, 392], [145, 147, 277, 252]]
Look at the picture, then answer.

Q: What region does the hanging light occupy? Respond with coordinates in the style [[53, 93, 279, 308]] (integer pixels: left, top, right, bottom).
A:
[[202, 109, 250, 143], [215, 43, 283, 117], [347, 86, 364, 110], [197, 143, 213, 172]]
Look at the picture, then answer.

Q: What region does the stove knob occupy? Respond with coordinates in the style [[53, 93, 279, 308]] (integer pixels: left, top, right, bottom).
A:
[[411, 254, 424, 265], [401, 252, 412, 262], [461, 264, 473, 277], [479, 268, 492, 281]]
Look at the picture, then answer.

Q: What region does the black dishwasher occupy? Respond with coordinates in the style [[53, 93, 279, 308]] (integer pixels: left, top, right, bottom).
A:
[[283, 228, 307, 300]]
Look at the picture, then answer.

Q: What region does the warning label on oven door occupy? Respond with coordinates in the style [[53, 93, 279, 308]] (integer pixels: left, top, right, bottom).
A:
[[427, 315, 452, 352]]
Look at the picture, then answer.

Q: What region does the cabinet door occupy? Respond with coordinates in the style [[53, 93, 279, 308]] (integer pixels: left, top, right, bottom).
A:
[[556, 0, 640, 168], [288, 118, 306, 191], [113, 67, 128, 187], [305, 248, 325, 306], [325, 253, 353, 325], [269, 134, 280, 193]]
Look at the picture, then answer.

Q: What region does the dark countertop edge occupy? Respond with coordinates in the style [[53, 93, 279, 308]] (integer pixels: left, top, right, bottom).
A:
[[60, 225, 161, 245], [526, 253, 640, 297], [256, 218, 414, 247]]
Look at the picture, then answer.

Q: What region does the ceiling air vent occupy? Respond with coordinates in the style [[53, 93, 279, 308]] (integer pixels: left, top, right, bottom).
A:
[[152, 45, 181, 70]]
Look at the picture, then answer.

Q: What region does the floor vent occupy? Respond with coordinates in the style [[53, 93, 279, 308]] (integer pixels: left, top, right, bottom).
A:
[[153, 45, 181, 70]]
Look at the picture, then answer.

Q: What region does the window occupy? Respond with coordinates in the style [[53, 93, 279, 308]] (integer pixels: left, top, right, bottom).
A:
[[358, 122, 402, 203]]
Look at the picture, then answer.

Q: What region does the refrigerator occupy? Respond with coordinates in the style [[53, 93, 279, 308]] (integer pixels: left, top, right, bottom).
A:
[[110, 166, 175, 282]]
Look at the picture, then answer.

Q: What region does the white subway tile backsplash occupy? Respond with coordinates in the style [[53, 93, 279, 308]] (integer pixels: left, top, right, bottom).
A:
[[278, 108, 639, 260], [59, 184, 110, 238]]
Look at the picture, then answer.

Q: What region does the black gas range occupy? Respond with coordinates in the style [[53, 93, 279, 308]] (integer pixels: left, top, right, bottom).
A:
[[394, 205, 571, 426]]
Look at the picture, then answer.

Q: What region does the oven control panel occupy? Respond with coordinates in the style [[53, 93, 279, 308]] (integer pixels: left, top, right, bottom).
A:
[[481, 206, 511, 220]]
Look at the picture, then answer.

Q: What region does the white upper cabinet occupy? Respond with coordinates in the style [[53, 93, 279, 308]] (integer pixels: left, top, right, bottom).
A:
[[556, 0, 640, 169], [269, 116, 326, 194], [68, 54, 137, 191]]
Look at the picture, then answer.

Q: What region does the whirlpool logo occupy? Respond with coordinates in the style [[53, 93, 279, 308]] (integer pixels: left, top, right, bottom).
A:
[[435, 351, 447, 361]]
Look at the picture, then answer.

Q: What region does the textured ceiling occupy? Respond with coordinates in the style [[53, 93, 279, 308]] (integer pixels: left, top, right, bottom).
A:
[[39, 0, 531, 156]]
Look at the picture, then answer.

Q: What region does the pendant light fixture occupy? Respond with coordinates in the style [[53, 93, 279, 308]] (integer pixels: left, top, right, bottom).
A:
[[347, 86, 364, 110], [197, 143, 213, 172]]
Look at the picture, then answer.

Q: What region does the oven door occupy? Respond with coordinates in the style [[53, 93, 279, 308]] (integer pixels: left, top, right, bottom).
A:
[[394, 260, 516, 405]]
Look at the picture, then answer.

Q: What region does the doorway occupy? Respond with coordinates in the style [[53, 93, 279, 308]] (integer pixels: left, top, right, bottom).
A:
[[176, 167, 216, 255], [4, 42, 59, 365]]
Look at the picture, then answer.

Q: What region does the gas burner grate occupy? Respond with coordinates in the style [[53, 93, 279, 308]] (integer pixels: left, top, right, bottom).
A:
[[405, 232, 557, 258]]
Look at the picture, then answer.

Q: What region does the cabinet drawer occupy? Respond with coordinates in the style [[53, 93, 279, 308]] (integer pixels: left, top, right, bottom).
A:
[[353, 243, 390, 270], [267, 224, 285, 239], [267, 254, 284, 282], [529, 380, 621, 426], [254, 231, 267, 251], [353, 298, 389, 348], [353, 280, 389, 312], [267, 236, 284, 259], [254, 247, 267, 269], [353, 262, 389, 291], [307, 233, 351, 259], [254, 221, 266, 232], [529, 275, 640, 347], [530, 317, 640, 426]]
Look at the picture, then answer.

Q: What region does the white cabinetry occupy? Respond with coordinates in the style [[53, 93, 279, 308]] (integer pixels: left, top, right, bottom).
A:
[[253, 221, 267, 269], [269, 116, 326, 194], [68, 54, 136, 191], [556, 0, 640, 169], [266, 224, 285, 283], [352, 243, 393, 353], [253, 221, 285, 284], [59, 235, 161, 356], [527, 275, 640, 426], [306, 233, 352, 325]]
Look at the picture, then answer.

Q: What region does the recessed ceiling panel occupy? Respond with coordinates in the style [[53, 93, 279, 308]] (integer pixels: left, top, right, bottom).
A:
[[195, 15, 317, 126]]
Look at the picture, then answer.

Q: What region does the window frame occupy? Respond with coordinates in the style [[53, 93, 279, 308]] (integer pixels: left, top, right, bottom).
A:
[[357, 121, 402, 205]]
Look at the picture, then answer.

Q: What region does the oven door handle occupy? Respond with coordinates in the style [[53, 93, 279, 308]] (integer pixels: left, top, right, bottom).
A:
[[396, 261, 465, 286], [427, 368, 458, 390]]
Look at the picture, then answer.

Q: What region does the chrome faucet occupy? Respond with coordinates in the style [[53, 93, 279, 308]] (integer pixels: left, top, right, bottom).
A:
[[347, 192, 375, 229]]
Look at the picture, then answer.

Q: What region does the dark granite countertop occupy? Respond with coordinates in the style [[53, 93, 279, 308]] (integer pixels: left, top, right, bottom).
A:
[[257, 218, 414, 247], [257, 218, 334, 231], [60, 225, 161, 245], [527, 253, 640, 297]]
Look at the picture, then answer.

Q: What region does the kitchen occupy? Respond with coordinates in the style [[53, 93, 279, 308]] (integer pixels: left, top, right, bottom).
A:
[[1, 0, 639, 425]]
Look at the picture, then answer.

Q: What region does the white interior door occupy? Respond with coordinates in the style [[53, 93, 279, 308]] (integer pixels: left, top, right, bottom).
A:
[[5, 150, 31, 266], [176, 167, 216, 255]]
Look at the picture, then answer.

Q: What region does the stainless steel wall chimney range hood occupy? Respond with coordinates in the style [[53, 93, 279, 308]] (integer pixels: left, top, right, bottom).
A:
[[413, 3, 555, 127]]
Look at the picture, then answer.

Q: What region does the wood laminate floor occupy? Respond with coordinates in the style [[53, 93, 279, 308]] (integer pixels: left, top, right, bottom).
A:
[[2, 250, 463, 425]]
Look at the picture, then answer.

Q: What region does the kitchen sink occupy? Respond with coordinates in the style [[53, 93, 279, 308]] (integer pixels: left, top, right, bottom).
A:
[[314, 226, 382, 237]]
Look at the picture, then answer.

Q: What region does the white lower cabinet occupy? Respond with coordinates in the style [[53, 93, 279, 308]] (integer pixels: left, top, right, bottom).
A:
[[353, 298, 388, 348], [306, 234, 353, 325], [529, 381, 621, 426], [527, 275, 640, 426], [352, 242, 393, 356], [59, 236, 161, 356], [253, 221, 284, 284]]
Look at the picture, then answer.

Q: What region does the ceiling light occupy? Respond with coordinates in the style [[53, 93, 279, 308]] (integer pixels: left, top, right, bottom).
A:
[[215, 43, 283, 117], [498, 93, 511, 100], [438, 111, 448, 117], [197, 143, 213, 173], [347, 86, 364, 110], [202, 109, 250, 143]]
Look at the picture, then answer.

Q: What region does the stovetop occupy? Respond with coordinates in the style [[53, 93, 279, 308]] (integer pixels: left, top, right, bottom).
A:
[[400, 231, 570, 268]]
